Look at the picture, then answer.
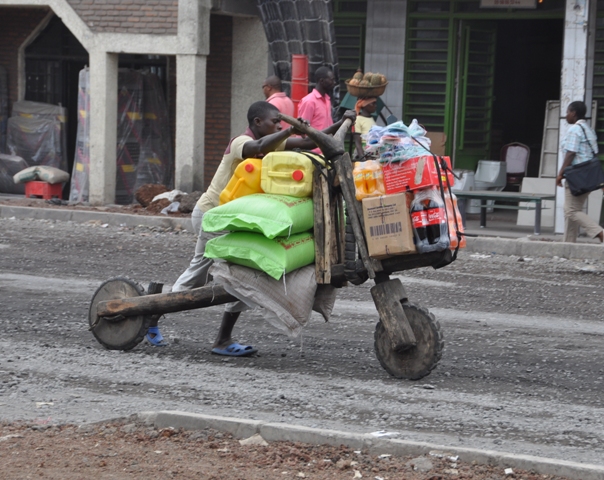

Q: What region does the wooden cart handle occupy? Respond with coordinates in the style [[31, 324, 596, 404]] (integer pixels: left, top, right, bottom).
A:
[[278, 113, 352, 159]]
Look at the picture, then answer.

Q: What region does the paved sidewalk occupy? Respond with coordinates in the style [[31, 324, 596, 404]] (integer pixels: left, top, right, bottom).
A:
[[2, 198, 603, 260]]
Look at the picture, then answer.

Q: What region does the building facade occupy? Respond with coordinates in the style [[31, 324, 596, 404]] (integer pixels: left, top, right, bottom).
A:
[[1, 0, 601, 233], [335, 0, 600, 232], [0, 0, 269, 204]]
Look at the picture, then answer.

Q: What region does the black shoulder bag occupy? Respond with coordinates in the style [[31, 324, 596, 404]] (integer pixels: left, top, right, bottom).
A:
[[563, 123, 604, 196]]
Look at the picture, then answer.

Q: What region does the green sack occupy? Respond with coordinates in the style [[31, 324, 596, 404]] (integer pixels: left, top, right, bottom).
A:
[[204, 231, 315, 280], [202, 194, 313, 239]]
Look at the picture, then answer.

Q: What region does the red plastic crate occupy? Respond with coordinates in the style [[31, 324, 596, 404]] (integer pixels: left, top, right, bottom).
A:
[[24, 181, 63, 199]]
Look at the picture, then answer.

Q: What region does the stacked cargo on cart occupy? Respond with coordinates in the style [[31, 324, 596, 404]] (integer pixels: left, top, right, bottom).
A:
[[0, 66, 7, 154], [69, 68, 173, 204], [88, 113, 468, 380], [6, 100, 68, 172]]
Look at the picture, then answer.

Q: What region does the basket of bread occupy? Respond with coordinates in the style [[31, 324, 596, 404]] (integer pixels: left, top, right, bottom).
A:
[[345, 70, 388, 97]]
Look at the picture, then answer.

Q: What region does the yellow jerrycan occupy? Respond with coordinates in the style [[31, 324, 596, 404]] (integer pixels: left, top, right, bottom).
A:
[[261, 151, 325, 197], [219, 158, 264, 205]]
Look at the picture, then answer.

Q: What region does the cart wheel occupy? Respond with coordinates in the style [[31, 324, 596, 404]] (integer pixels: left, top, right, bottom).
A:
[[374, 302, 443, 380], [89, 277, 151, 351]]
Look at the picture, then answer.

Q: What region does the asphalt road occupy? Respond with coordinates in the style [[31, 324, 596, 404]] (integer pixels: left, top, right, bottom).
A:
[[1, 216, 603, 467]]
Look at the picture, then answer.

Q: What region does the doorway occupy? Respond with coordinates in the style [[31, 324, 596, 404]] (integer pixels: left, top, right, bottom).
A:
[[454, 18, 563, 175], [491, 19, 563, 178]]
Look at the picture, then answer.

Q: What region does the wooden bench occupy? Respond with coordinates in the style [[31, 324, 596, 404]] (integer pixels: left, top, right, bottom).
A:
[[454, 190, 556, 235]]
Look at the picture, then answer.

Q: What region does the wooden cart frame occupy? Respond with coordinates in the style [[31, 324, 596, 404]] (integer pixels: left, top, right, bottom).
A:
[[89, 116, 453, 380]]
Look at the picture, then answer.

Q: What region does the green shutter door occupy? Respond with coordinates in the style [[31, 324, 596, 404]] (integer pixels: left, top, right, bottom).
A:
[[454, 21, 497, 170], [404, 17, 454, 136], [333, 0, 367, 94]]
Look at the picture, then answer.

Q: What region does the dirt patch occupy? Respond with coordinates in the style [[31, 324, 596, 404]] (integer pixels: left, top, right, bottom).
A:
[[145, 198, 172, 215], [0, 419, 571, 480], [135, 184, 169, 207]]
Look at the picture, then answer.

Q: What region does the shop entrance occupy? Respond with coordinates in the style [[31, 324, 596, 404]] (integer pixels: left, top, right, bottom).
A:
[[491, 18, 563, 177], [403, 2, 565, 177], [453, 18, 563, 174]]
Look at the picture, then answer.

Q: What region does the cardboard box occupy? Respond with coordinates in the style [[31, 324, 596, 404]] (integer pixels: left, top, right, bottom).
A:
[[382, 155, 455, 194], [426, 132, 447, 156], [362, 193, 416, 259]]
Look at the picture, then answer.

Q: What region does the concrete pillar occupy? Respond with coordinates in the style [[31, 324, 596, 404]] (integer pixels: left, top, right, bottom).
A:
[[555, 0, 591, 234], [175, 54, 207, 192], [88, 51, 118, 205], [364, 0, 407, 122], [231, 16, 269, 136]]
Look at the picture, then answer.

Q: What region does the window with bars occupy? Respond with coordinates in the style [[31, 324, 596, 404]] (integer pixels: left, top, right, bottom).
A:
[[333, 0, 367, 93], [403, 17, 451, 131]]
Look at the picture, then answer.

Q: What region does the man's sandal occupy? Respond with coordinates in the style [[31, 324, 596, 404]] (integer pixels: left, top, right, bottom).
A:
[[211, 342, 257, 357], [146, 326, 168, 347]]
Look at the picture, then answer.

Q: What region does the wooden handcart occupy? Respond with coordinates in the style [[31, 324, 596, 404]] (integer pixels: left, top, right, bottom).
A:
[[89, 115, 454, 380]]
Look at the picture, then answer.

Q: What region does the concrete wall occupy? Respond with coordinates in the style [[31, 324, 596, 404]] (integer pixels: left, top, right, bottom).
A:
[[66, 0, 178, 34], [555, 0, 591, 233], [203, 14, 233, 188], [230, 16, 268, 137], [364, 0, 406, 122]]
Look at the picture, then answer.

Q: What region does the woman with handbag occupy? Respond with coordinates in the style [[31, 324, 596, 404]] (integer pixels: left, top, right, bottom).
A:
[[556, 101, 604, 243]]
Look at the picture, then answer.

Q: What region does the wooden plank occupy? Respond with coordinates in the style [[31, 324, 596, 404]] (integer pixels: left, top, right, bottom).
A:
[[328, 186, 339, 267], [97, 285, 237, 318], [370, 279, 416, 352], [336, 191, 346, 267], [313, 168, 327, 284], [320, 170, 332, 284]]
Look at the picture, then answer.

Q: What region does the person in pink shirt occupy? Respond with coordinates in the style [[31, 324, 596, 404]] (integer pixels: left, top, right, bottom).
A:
[[297, 66, 336, 131], [263, 75, 295, 130]]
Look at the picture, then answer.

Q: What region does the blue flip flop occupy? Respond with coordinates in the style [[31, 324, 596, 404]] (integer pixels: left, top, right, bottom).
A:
[[146, 326, 168, 347], [211, 342, 257, 357]]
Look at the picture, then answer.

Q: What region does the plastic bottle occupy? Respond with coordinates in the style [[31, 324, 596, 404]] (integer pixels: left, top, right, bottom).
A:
[[364, 162, 377, 194], [424, 188, 448, 248], [410, 193, 429, 251], [444, 192, 457, 249], [426, 189, 449, 245], [445, 192, 466, 249], [353, 162, 367, 200], [219, 158, 263, 205], [410, 188, 450, 253], [261, 151, 323, 197]]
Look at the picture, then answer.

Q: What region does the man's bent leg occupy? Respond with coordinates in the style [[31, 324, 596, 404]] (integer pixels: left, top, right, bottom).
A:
[[213, 311, 241, 349]]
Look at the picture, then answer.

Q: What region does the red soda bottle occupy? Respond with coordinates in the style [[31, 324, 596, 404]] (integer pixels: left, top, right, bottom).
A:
[[410, 194, 429, 252], [424, 188, 450, 250]]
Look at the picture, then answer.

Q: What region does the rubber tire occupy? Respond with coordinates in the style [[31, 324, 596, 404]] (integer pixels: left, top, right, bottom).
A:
[[374, 302, 443, 380], [89, 277, 151, 351]]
